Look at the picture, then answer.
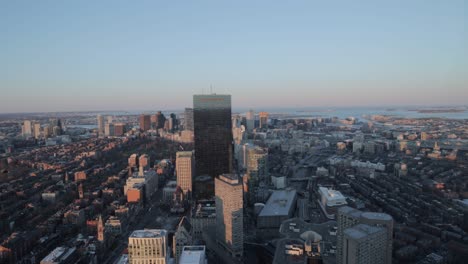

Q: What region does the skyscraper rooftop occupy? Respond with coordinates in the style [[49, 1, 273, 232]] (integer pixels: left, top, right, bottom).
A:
[[130, 229, 167, 238]]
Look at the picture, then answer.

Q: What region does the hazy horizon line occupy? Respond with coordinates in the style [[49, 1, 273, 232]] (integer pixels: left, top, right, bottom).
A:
[[1, 104, 467, 116]]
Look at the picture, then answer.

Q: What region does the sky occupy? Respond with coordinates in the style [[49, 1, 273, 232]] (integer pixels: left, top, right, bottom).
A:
[[1, 0, 467, 113]]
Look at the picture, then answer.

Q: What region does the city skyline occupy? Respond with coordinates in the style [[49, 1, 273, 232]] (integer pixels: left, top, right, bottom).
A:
[[1, 1, 468, 263], [1, 1, 467, 113]]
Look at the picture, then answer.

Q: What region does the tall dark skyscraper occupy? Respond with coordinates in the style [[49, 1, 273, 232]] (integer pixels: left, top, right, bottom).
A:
[[152, 111, 166, 129], [193, 94, 233, 197]]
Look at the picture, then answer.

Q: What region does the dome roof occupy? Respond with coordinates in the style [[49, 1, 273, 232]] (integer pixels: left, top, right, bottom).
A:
[[300, 230, 322, 243]]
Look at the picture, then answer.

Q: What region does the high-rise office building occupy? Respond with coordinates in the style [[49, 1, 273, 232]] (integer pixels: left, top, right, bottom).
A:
[[184, 108, 194, 131], [193, 94, 233, 198], [43, 126, 50, 138], [114, 122, 126, 136], [215, 174, 243, 258], [152, 111, 166, 129], [97, 115, 105, 137], [337, 206, 393, 264], [34, 123, 41, 139], [342, 224, 387, 264], [176, 151, 194, 197], [246, 146, 268, 179], [168, 117, 174, 131], [53, 118, 63, 136], [139, 114, 151, 132], [169, 113, 178, 131], [244, 145, 268, 201], [259, 111, 269, 129], [22, 120, 32, 137], [104, 123, 114, 137], [246, 109, 255, 132], [151, 114, 158, 129], [128, 229, 168, 264]]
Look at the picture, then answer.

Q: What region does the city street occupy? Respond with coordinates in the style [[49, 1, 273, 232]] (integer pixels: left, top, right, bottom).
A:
[[104, 189, 182, 264]]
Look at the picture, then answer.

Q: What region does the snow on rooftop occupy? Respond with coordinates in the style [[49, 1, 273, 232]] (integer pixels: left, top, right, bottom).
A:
[[41, 247, 67, 262], [41, 246, 76, 263], [130, 229, 167, 238]]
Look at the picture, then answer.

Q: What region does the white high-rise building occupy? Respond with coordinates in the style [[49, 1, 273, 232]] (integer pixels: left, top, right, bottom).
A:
[[215, 174, 243, 258], [22, 120, 32, 137], [128, 229, 168, 264], [104, 123, 114, 137], [176, 151, 194, 197], [34, 123, 41, 139]]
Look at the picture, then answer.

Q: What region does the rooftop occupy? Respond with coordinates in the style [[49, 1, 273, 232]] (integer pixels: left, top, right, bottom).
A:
[[41, 246, 76, 263], [459, 199, 468, 207], [115, 254, 129, 264], [130, 229, 167, 238], [344, 224, 385, 240], [273, 238, 305, 264], [177, 151, 193, 158], [192, 200, 216, 218], [338, 206, 363, 218], [259, 189, 297, 217], [319, 187, 346, 201], [179, 246, 206, 264], [218, 174, 240, 185], [361, 212, 393, 221], [177, 216, 192, 233], [193, 94, 231, 108]]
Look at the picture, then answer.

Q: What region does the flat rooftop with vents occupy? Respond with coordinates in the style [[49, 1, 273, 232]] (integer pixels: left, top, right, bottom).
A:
[[257, 189, 297, 229]]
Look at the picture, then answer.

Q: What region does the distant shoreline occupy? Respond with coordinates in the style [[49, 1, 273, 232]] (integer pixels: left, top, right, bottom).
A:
[[408, 109, 466, 114]]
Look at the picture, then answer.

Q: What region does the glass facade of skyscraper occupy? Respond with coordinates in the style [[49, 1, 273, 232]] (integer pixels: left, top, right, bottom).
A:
[[193, 94, 233, 198]]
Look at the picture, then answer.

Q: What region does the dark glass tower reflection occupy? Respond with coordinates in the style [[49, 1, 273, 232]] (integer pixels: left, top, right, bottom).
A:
[[193, 94, 233, 198]]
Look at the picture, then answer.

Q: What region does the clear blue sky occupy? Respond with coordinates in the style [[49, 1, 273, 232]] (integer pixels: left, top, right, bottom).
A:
[[1, 0, 467, 113]]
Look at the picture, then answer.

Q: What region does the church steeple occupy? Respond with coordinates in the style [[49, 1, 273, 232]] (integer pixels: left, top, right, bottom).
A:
[[434, 141, 440, 151], [97, 215, 105, 242], [78, 183, 84, 199]]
